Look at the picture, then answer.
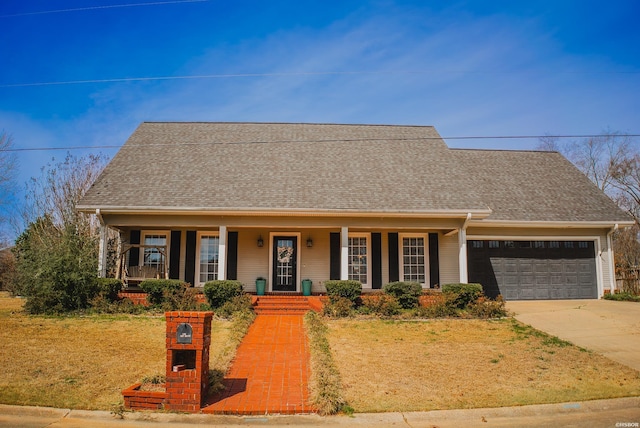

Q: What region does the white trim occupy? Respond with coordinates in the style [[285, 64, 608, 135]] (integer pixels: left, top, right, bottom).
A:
[[98, 225, 108, 278], [194, 231, 221, 287], [469, 220, 634, 228], [268, 232, 301, 292], [340, 227, 349, 280], [347, 232, 372, 288], [398, 233, 430, 287], [607, 224, 618, 294], [78, 205, 493, 219], [466, 235, 605, 298], [458, 229, 468, 283], [219, 226, 227, 280]]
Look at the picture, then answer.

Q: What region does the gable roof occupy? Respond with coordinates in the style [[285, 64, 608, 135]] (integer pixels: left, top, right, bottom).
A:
[[78, 122, 631, 224]]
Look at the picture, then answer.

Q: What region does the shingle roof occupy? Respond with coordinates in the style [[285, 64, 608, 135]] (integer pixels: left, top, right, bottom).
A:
[[451, 149, 629, 222], [78, 122, 631, 223]]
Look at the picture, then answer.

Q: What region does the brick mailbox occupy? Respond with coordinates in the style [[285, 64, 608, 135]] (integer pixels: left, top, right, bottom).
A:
[[122, 311, 213, 412], [164, 311, 213, 412]]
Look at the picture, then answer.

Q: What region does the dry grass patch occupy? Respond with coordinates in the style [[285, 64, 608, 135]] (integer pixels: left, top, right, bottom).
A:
[[327, 318, 640, 413], [0, 292, 231, 410]]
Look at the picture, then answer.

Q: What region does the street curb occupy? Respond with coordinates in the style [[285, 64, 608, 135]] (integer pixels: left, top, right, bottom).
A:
[[1, 397, 638, 426]]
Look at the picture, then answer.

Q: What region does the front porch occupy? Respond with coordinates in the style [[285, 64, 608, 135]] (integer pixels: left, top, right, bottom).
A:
[[98, 217, 472, 295]]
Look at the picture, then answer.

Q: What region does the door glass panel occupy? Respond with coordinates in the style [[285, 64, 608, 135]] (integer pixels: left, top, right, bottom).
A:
[[273, 237, 297, 291]]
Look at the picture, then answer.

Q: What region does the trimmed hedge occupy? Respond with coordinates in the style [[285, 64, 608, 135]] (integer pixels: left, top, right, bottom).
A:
[[324, 280, 362, 304], [383, 281, 423, 309], [140, 279, 186, 306], [203, 280, 244, 309], [96, 278, 123, 302], [442, 283, 483, 309]]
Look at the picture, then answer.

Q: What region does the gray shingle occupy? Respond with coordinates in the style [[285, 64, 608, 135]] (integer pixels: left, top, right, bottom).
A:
[[78, 122, 631, 223]]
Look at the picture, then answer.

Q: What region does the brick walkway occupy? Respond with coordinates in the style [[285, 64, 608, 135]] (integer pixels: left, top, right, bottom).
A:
[[202, 314, 316, 415]]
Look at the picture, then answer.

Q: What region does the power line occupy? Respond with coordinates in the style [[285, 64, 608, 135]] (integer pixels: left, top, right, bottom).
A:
[[2, 69, 639, 88], [0, 0, 208, 18], [5, 134, 640, 153]]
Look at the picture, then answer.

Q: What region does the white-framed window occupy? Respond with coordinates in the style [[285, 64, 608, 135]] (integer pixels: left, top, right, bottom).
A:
[[140, 231, 169, 272], [348, 233, 370, 286], [196, 232, 220, 287], [399, 234, 429, 287]]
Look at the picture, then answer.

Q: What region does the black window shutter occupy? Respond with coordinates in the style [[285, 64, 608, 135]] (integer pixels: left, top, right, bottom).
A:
[[128, 230, 141, 267], [388, 232, 399, 282], [185, 231, 196, 286], [330, 232, 341, 280], [371, 233, 382, 289], [429, 233, 440, 287], [227, 231, 238, 280], [169, 231, 181, 280]]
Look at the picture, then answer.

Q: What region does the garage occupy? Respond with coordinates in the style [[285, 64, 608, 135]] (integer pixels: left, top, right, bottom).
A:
[[467, 240, 597, 300]]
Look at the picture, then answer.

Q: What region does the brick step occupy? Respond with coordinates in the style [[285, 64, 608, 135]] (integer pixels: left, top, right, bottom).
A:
[[254, 309, 311, 315], [253, 296, 313, 315]]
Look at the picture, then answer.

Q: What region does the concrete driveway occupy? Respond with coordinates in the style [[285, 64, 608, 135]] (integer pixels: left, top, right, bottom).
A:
[[507, 299, 640, 372]]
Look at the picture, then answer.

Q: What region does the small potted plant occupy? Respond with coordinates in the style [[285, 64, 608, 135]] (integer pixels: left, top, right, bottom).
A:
[[256, 277, 266, 296]]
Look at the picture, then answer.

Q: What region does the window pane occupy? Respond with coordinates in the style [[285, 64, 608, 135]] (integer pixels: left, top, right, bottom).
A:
[[348, 236, 368, 285], [199, 235, 219, 284], [402, 236, 426, 285], [143, 234, 167, 272]]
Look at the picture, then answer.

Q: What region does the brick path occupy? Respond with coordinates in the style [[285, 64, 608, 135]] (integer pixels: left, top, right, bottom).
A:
[[202, 314, 316, 415]]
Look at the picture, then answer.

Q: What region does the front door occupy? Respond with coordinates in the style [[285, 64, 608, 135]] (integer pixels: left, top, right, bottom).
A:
[[272, 236, 297, 292]]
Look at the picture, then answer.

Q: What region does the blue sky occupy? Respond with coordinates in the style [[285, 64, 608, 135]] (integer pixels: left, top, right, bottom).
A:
[[1, 0, 639, 235]]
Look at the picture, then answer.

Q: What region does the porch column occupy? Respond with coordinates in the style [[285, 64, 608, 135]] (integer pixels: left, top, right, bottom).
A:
[[218, 226, 227, 280], [458, 228, 468, 283], [340, 226, 349, 280], [98, 224, 108, 278]]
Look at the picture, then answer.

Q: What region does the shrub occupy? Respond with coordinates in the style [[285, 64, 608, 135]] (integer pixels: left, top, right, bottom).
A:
[[467, 295, 508, 318], [322, 296, 354, 318], [215, 294, 254, 319], [96, 278, 123, 302], [383, 281, 423, 309], [361, 293, 401, 317], [140, 279, 185, 306], [324, 280, 362, 304], [203, 280, 244, 309], [603, 292, 640, 302], [414, 293, 460, 318], [162, 285, 200, 311], [442, 283, 483, 309]]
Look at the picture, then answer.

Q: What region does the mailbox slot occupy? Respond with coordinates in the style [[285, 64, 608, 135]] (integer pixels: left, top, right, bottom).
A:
[[172, 350, 196, 370]]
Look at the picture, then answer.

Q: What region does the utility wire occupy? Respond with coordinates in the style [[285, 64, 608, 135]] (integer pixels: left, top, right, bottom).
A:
[[2, 69, 639, 88], [5, 134, 640, 153], [0, 0, 208, 18]]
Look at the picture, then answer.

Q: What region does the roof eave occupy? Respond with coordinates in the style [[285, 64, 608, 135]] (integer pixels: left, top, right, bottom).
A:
[[76, 205, 493, 219], [469, 219, 635, 228]]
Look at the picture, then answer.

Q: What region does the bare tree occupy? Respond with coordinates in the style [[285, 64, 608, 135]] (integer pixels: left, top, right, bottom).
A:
[[611, 154, 640, 223]]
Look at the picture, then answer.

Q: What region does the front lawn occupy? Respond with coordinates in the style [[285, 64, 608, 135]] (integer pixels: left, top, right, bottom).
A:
[[0, 292, 231, 410], [327, 318, 640, 412]]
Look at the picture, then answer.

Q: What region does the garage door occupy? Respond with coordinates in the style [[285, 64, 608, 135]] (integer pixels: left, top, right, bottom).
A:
[[467, 240, 597, 300]]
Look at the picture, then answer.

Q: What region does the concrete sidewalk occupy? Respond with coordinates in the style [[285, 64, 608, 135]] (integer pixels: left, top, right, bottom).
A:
[[507, 299, 640, 371], [1, 397, 639, 427]]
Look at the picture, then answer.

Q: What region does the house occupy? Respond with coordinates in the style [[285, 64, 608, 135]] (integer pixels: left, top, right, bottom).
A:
[[77, 122, 633, 300]]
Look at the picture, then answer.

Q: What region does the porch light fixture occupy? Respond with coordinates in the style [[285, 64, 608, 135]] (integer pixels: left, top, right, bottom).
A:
[[257, 235, 264, 247], [306, 236, 313, 248]]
